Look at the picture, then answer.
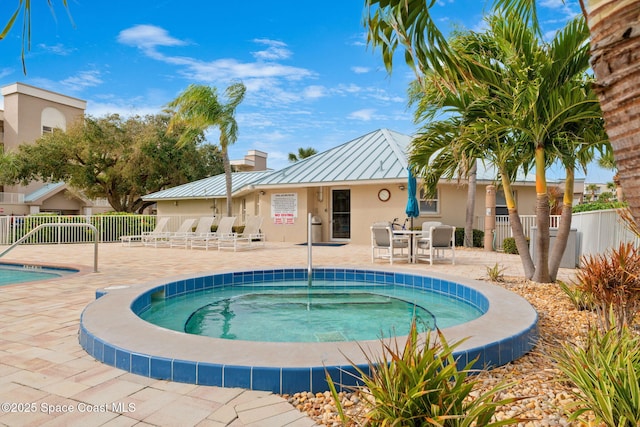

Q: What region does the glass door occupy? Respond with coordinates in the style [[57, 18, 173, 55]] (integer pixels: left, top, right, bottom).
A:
[[331, 189, 350, 240]]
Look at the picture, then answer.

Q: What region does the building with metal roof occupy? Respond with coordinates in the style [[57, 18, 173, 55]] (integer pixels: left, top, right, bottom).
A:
[[144, 128, 549, 245]]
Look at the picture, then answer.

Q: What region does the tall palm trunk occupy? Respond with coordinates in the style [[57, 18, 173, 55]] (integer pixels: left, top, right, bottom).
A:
[[586, 0, 640, 224], [464, 160, 477, 247], [221, 147, 233, 217], [502, 174, 535, 278], [549, 168, 575, 281], [532, 147, 551, 283]]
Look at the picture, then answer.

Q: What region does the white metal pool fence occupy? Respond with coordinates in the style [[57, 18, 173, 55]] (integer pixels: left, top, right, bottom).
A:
[[0, 214, 195, 245], [0, 210, 636, 259]]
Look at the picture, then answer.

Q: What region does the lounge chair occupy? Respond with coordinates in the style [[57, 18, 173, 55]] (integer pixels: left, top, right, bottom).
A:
[[190, 216, 237, 250], [120, 217, 170, 247], [169, 216, 216, 249], [144, 218, 197, 248], [415, 225, 455, 265], [370, 221, 410, 264], [218, 216, 265, 251]]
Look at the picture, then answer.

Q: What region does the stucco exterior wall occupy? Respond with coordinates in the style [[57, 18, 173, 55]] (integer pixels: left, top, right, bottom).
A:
[[154, 181, 539, 246], [1, 83, 86, 200]]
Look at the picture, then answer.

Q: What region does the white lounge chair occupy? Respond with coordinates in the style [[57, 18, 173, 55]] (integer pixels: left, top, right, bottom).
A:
[[415, 225, 456, 265], [190, 216, 237, 250], [370, 221, 410, 264], [144, 218, 197, 248], [218, 216, 265, 251], [120, 217, 170, 246], [169, 216, 216, 249]]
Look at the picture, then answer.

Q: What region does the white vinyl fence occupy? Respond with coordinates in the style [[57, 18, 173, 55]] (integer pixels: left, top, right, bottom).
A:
[[0, 214, 195, 245], [477, 215, 561, 251], [571, 209, 640, 258], [477, 209, 638, 257]]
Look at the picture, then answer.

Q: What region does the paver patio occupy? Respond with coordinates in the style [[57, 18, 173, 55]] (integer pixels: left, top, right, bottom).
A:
[[0, 242, 576, 426]]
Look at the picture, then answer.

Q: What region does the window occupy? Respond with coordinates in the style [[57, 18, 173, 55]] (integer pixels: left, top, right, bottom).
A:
[[419, 188, 439, 215], [496, 189, 516, 215]]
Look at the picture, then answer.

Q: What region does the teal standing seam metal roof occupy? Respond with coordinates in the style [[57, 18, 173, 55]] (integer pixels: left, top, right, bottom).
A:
[[24, 182, 66, 203], [255, 128, 412, 186], [141, 128, 537, 201], [142, 170, 273, 201]]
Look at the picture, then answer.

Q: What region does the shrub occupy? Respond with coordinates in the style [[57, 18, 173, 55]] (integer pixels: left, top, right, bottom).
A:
[[486, 263, 506, 282], [554, 323, 640, 426], [558, 280, 594, 311], [572, 242, 640, 333], [572, 201, 626, 213], [454, 228, 484, 247], [502, 237, 518, 254], [326, 320, 521, 426]]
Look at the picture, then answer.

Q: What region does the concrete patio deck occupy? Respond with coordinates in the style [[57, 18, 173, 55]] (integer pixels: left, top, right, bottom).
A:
[[0, 242, 576, 426]]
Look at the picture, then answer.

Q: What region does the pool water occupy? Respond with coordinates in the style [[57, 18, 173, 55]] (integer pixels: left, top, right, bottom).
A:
[[0, 263, 75, 286], [139, 281, 483, 342]]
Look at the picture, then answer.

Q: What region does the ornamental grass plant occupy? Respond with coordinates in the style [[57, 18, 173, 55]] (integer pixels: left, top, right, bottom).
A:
[[554, 319, 640, 426], [326, 320, 522, 426]]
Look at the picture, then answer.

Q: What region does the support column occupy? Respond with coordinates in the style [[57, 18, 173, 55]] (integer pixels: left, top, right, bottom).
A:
[[484, 185, 496, 252]]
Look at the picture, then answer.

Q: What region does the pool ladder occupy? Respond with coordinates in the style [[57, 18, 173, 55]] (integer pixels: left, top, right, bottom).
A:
[[0, 223, 99, 272]]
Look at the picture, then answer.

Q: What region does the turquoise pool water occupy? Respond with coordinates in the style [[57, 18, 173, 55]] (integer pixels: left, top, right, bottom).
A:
[[0, 263, 76, 286], [139, 281, 483, 342]]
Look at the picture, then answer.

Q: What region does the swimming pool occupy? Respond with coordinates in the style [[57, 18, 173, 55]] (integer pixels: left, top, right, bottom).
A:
[[140, 282, 483, 342], [79, 267, 538, 394], [0, 262, 78, 286]]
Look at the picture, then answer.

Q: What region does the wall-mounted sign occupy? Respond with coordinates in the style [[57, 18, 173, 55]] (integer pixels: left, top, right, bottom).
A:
[[271, 193, 297, 224]]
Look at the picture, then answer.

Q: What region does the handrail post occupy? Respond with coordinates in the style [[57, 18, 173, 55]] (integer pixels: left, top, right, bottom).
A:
[[307, 212, 312, 286]]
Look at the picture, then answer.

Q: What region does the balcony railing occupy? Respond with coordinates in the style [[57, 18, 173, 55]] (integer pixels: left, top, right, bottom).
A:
[[0, 192, 25, 204]]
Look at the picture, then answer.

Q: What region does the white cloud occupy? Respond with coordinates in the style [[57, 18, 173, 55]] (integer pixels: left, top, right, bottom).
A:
[[37, 43, 75, 56], [0, 68, 13, 79], [302, 85, 326, 99], [117, 25, 187, 50], [251, 39, 292, 61], [351, 66, 370, 74], [348, 108, 376, 121], [60, 70, 104, 91], [336, 83, 362, 94]]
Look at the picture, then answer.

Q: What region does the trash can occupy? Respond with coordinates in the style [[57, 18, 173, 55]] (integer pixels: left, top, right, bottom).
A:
[[529, 227, 578, 268], [311, 216, 322, 243]]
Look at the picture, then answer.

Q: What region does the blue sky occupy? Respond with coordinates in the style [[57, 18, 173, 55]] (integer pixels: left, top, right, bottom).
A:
[[0, 0, 613, 183]]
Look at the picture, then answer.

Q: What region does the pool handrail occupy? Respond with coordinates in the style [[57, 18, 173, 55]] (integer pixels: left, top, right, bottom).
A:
[[0, 223, 98, 272]]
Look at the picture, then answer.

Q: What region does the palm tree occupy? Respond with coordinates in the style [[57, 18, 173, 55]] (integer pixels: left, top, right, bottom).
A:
[[288, 147, 317, 162], [598, 148, 624, 201], [371, 3, 605, 282], [492, 0, 640, 224], [1, 1, 71, 74], [585, 183, 599, 202], [167, 82, 246, 217]]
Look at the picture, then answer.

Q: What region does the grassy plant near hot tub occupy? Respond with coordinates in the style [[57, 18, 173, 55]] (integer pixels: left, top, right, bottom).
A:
[[326, 320, 522, 426]]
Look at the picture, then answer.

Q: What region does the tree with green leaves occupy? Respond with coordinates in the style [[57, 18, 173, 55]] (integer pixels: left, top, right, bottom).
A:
[[373, 2, 606, 282], [167, 82, 246, 217], [288, 147, 317, 162], [492, 0, 640, 227], [0, 113, 223, 213]]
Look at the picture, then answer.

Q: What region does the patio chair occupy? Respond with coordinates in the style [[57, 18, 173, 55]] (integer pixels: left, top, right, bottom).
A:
[[415, 225, 455, 265], [370, 221, 410, 264], [144, 218, 197, 248], [169, 216, 216, 249], [190, 216, 237, 250], [120, 217, 170, 246], [218, 216, 265, 251]]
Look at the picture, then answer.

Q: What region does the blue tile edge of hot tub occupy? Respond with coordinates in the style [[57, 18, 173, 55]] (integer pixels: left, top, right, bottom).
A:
[[81, 267, 538, 394]]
